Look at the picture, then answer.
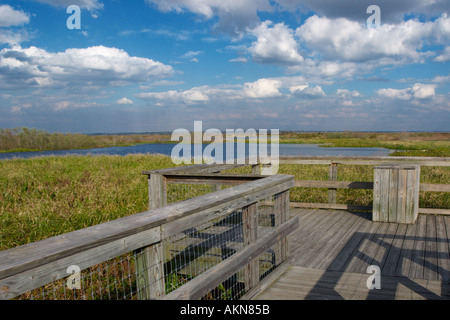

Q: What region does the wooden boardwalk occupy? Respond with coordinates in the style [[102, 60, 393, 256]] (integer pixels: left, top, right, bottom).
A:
[[248, 208, 450, 300]]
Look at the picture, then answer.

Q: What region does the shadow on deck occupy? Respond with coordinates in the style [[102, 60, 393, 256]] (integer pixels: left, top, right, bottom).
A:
[[248, 208, 450, 300]]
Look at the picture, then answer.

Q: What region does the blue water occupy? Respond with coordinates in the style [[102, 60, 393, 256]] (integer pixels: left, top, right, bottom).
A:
[[0, 143, 394, 160]]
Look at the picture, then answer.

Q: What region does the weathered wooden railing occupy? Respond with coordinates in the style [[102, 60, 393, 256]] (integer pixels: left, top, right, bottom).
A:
[[0, 172, 296, 300], [276, 156, 450, 217]]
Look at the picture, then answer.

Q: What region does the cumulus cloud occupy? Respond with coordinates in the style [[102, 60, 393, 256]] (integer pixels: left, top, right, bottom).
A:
[[116, 97, 133, 105], [435, 46, 450, 62], [296, 14, 450, 63], [146, 0, 272, 38], [378, 83, 436, 100], [0, 45, 174, 89], [243, 78, 283, 98], [337, 89, 361, 98], [137, 87, 210, 105], [0, 5, 30, 27], [288, 0, 450, 23], [31, 0, 103, 11], [248, 20, 303, 65], [289, 85, 325, 98]]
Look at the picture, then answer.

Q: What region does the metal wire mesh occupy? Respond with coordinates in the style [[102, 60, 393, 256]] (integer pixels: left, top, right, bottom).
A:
[[18, 253, 138, 300], [16, 177, 285, 301]]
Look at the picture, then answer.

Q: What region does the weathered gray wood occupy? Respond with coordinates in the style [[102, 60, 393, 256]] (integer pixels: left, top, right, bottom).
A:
[[164, 173, 264, 185], [373, 165, 420, 224], [419, 208, 450, 215], [135, 242, 165, 300], [242, 203, 259, 291], [0, 227, 160, 300], [420, 183, 450, 192], [148, 174, 167, 210], [388, 167, 399, 223], [273, 191, 290, 265], [410, 215, 427, 279], [436, 215, 450, 281], [0, 175, 294, 282], [294, 180, 373, 189], [251, 266, 450, 300], [162, 176, 294, 238], [288, 202, 372, 212], [328, 163, 338, 204], [139, 173, 168, 300], [424, 215, 438, 280], [279, 156, 450, 167], [162, 216, 299, 300]]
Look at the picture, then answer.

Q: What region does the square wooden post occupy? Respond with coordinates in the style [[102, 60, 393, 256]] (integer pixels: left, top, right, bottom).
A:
[[136, 173, 167, 299], [242, 202, 259, 291], [273, 190, 290, 265], [328, 163, 338, 204], [373, 164, 420, 224]]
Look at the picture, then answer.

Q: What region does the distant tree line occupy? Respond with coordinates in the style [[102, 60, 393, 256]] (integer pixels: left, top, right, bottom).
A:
[[0, 127, 171, 152], [0, 127, 98, 152]]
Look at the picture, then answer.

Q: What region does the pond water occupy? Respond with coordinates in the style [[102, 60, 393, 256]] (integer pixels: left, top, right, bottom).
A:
[[0, 143, 394, 160]]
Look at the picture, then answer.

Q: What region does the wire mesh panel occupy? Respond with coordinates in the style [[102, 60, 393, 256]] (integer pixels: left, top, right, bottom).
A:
[[167, 183, 217, 204], [8, 172, 293, 301], [17, 253, 139, 300]]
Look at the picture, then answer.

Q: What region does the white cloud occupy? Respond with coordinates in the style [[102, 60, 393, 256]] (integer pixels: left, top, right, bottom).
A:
[[432, 75, 450, 83], [137, 87, 210, 105], [377, 83, 436, 100], [435, 46, 450, 62], [0, 45, 174, 89], [248, 20, 303, 65], [230, 57, 247, 63], [31, 0, 103, 11], [337, 89, 361, 98], [0, 29, 30, 46], [0, 5, 30, 27], [146, 0, 272, 38], [286, 0, 449, 23], [243, 78, 283, 98], [290, 85, 325, 98], [116, 97, 134, 105], [181, 51, 202, 59], [296, 14, 450, 63], [411, 83, 436, 99]]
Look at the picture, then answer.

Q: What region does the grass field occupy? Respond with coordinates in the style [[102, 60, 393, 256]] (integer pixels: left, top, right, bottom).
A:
[[1, 151, 449, 252]]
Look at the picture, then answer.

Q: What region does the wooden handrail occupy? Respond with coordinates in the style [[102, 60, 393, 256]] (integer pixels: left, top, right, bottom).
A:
[[0, 174, 294, 300]]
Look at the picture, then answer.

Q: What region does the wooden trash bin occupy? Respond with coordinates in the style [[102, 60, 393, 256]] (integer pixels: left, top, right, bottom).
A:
[[373, 164, 420, 224]]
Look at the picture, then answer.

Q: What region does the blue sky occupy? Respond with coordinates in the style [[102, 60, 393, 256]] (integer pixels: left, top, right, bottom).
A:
[[0, 0, 449, 133]]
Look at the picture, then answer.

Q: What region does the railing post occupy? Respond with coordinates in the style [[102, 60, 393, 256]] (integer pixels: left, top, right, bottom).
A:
[[328, 163, 337, 204], [148, 173, 167, 209], [373, 164, 420, 224], [273, 190, 290, 265], [242, 202, 259, 292], [136, 173, 167, 299]]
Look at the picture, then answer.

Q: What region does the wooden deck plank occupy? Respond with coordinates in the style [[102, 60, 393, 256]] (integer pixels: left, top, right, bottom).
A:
[[395, 222, 418, 278], [383, 223, 408, 276], [424, 215, 439, 280], [437, 215, 450, 281], [252, 266, 450, 300], [351, 221, 390, 274], [288, 210, 344, 262], [291, 210, 356, 268], [410, 215, 427, 279], [313, 213, 370, 271], [251, 209, 450, 300], [344, 221, 383, 274]]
